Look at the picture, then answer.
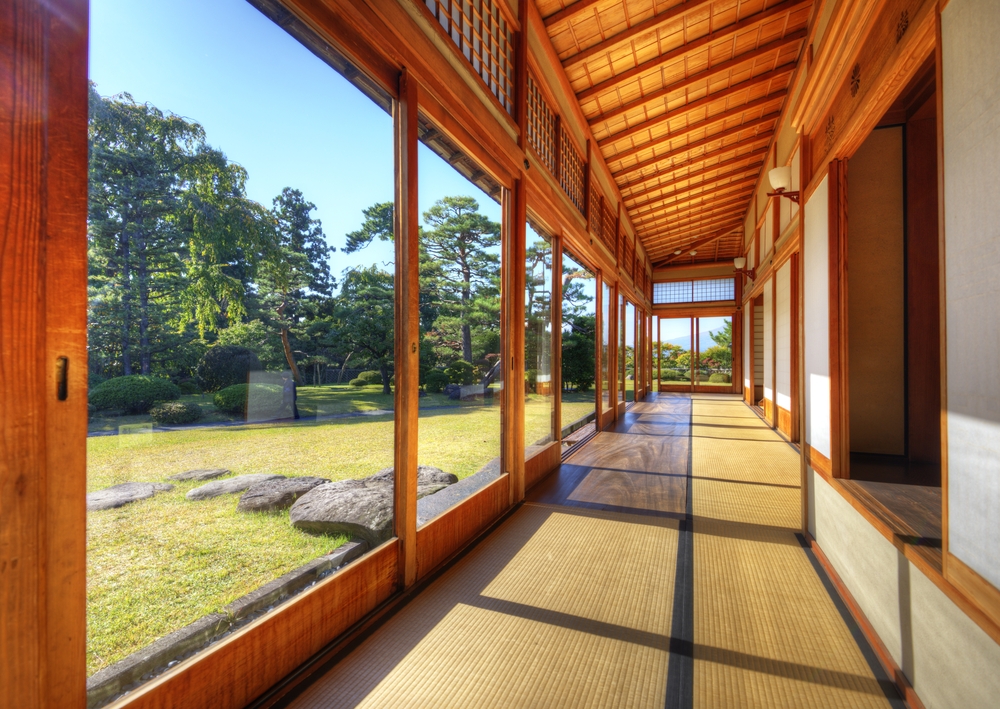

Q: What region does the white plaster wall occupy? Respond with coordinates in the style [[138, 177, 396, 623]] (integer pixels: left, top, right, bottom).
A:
[[763, 276, 773, 403], [804, 176, 831, 458], [810, 471, 1000, 709], [942, 0, 1000, 590], [762, 204, 773, 258], [743, 305, 751, 392], [779, 149, 801, 234], [775, 261, 791, 412]]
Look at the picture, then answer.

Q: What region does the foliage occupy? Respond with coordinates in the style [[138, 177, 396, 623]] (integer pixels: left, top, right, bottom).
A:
[[709, 373, 731, 384], [331, 266, 395, 395], [425, 370, 450, 393], [562, 315, 596, 392], [89, 375, 181, 414], [349, 378, 368, 388], [358, 371, 382, 385], [445, 360, 475, 386], [343, 201, 394, 254], [661, 369, 689, 382], [700, 344, 732, 371], [212, 382, 284, 415], [216, 320, 284, 370], [149, 401, 203, 425], [196, 345, 262, 393]]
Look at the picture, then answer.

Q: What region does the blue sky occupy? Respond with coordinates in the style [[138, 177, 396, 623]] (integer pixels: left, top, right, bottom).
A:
[[89, 0, 502, 291]]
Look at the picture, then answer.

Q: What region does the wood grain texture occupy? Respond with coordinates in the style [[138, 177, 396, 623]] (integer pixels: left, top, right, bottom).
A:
[[0, 1, 89, 706], [525, 441, 561, 491], [113, 545, 399, 709]]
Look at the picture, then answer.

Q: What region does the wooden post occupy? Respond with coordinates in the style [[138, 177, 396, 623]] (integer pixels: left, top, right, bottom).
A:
[[594, 272, 603, 427], [553, 236, 564, 442], [828, 158, 850, 478], [394, 67, 419, 589], [509, 178, 527, 502], [0, 1, 89, 706]]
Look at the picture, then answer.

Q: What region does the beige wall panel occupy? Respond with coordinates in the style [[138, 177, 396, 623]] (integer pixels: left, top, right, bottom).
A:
[[847, 127, 906, 456], [804, 176, 831, 458], [744, 305, 752, 391], [942, 0, 1000, 589], [763, 277, 774, 402], [811, 472, 1000, 709], [776, 262, 792, 411]]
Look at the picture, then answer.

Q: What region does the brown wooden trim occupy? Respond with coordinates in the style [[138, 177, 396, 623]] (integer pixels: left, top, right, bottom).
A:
[[771, 272, 778, 428], [0, 1, 88, 705], [809, 467, 1000, 647], [509, 177, 527, 502], [946, 554, 1000, 635], [623, 149, 769, 202], [525, 441, 561, 491], [553, 235, 564, 439], [827, 159, 850, 478], [805, 443, 833, 477], [618, 135, 775, 191], [804, 534, 927, 709], [416, 475, 511, 579], [652, 305, 736, 320], [934, 2, 949, 573], [636, 192, 756, 232], [394, 69, 419, 589], [113, 544, 399, 709], [790, 251, 801, 442], [631, 175, 761, 220]]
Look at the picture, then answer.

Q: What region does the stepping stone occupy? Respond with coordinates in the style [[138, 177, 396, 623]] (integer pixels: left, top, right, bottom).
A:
[[186, 474, 285, 501], [289, 467, 457, 545], [237, 477, 331, 513], [87, 482, 175, 511], [167, 468, 231, 482]]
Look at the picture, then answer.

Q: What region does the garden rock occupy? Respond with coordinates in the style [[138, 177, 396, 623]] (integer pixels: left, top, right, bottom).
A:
[[167, 468, 230, 482], [236, 477, 331, 513], [186, 474, 285, 501], [87, 482, 175, 512], [289, 467, 457, 544], [443, 383, 461, 397]]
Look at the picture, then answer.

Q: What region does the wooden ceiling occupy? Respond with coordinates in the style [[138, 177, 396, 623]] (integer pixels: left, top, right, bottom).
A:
[[537, 0, 812, 267]]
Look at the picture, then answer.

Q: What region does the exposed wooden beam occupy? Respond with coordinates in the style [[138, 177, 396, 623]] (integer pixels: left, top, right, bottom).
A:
[[658, 226, 744, 264], [563, 0, 718, 70], [618, 141, 772, 191], [623, 149, 767, 202], [591, 51, 795, 126], [638, 205, 747, 237], [542, 0, 603, 28], [598, 72, 791, 148], [631, 174, 760, 218], [632, 191, 755, 227], [642, 215, 746, 244], [579, 18, 807, 102], [603, 91, 787, 165], [613, 112, 779, 179]]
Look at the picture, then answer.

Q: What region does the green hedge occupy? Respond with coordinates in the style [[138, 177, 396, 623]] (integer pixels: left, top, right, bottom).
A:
[[213, 383, 283, 415], [358, 370, 382, 385], [196, 345, 262, 393], [149, 401, 203, 425], [348, 378, 367, 388], [88, 376, 181, 414], [425, 370, 449, 393], [708, 373, 731, 384], [444, 360, 475, 385]]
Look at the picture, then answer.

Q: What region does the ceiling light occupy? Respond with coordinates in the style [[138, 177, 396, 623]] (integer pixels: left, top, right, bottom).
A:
[[674, 249, 682, 255], [689, 250, 697, 256]]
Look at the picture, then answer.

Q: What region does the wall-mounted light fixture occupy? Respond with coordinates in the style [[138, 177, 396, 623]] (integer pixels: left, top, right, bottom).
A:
[[734, 256, 756, 281], [766, 166, 800, 204]]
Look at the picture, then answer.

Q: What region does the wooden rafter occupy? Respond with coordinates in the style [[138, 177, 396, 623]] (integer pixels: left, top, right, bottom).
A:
[[578, 19, 806, 103], [643, 214, 746, 244], [640, 207, 748, 241], [563, 0, 719, 70], [598, 73, 791, 147], [631, 178, 759, 224], [604, 91, 786, 165], [618, 140, 772, 191], [627, 164, 761, 211], [657, 226, 744, 264], [613, 112, 779, 179], [622, 148, 767, 202], [629, 171, 760, 216], [542, 0, 603, 28], [634, 191, 755, 228]]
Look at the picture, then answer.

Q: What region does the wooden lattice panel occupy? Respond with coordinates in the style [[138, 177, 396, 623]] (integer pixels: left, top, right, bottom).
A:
[[588, 180, 603, 237], [600, 199, 617, 254], [526, 74, 557, 175], [422, 0, 516, 115], [559, 126, 586, 213]]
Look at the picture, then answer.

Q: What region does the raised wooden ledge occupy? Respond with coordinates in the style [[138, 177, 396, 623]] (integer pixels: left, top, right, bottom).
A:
[[808, 464, 1000, 647]]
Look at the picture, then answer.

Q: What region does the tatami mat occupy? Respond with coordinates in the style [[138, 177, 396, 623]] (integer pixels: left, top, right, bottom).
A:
[[284, 394, 901, 709]]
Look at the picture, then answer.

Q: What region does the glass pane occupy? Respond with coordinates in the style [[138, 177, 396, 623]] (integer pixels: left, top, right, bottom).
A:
[[659, 318, 693, 385], [618, 294, 626, 401], [696, 316, 733, 386], [87, 0, 394, 692], [601, 280, 611, 413], [525, 220, 554, 458], [625, 301, 636, 402], [417, 125, 503, 526], [561, 251, 596, 446]]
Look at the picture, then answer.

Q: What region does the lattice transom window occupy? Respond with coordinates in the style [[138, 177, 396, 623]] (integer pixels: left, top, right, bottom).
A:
[[653, 278, 735, 304], [526, 75, 556, 174], [423, 0, 515, 115]]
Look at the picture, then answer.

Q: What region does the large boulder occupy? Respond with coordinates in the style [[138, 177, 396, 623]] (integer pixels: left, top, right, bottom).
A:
[[167, 468, 230, 482], [289, 466, 457, 545], [87, 482, 174, 511], [186, 474, 285, 501], [236, 477, 330, 513]]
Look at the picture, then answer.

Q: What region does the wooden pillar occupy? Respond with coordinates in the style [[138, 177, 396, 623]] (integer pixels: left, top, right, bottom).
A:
[[553, 236, 564, 440], [828, 158, 850, 478], [0, 1, 89, 705], [594, 272, 604, 426], [508, 178, 527, 502], [394, 67, 419, 588]]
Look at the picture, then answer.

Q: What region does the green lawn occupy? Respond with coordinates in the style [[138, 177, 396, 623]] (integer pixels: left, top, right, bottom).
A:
[[87, 385, 512, 674]]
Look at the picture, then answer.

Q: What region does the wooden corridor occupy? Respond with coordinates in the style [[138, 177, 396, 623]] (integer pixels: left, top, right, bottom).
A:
[[279, 394, 905, 708]]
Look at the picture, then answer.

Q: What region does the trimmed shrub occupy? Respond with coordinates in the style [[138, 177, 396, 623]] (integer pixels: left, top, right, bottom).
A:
[[661, 369, 688, 382], [348, 378, 367, 388], [196, 345, 262, 393], [213, 383, 284, 415], [150, 401, 203, 425], [445, 360, 475, 386], [425, 370, 450, 393], [88, 375, 181, 414], [358, 370, 382, 385], [176, 379, 201, 395], [708, 373, 731, 384]]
